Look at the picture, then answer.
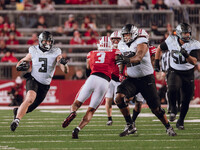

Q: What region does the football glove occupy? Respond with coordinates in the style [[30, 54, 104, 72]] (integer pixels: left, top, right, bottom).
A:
[[154, 59, 160, 72], [16, 61, 30, 71], [180, 47, 189, 58], [119, 74, 126, 82], [59, 58, 68, 65], [116, 54, 130, 65]]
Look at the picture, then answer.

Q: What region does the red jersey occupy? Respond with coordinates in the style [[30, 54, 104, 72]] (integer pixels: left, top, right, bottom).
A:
[[149, 45, 156, 56], [87, 49, 117, 79]]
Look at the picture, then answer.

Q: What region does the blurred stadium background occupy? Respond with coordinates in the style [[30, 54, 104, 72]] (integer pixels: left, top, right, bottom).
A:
[[0, 0, 200, 105]]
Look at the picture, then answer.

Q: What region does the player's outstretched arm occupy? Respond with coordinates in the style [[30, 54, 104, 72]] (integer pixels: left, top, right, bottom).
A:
[[154, 45, 163, 72], [57, 55, 69, 74]]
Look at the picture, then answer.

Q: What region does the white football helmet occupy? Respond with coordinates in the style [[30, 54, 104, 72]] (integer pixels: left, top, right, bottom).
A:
[[97, 36, 112, 50], [121, 24, 138, 44], [110, 31, 121, 48]]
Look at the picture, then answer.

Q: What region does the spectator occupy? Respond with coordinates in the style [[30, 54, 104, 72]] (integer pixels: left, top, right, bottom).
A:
[[8, 76, 24, 106], [0, 23, 10, 37], [150, 23, 163, 36], [66, 0, 84, 4], [84, 26, 97, 37], [64, 14, 76, 30], [69, 30, 85, 52], [6, 32, 19, 45], [0, 39, 10, 53], [0, 16, 5, 29], [23, 0, 35, 10], [67, 22, 79, 36], [118, 0, 131, 6], [164, 0, 181, 8], [180, 0, 194, 4], [32, 15, 48, 28], [154, 0, 168, 10], [81, 16, 97, 30], [70, 30, 85, 45], [27, 33, 38, 45], [36, 0, 55, 11], [54, 26, 65, 36], [72, 67, 86, 80], [10, 23, 22, 37], [135, 0, 149, 10], [0, 0, 6, 10], [86, 33, 98, 45], [102, 24, 113, 36], [1, 49, 18, 62]]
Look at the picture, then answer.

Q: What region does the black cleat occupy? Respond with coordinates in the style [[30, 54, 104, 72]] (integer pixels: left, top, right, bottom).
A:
[[72, 128, 79, 139], [169, 113, 176, 122], [166, 126, 177, 136], [176, 119, 184, 130], [13, 108, 18, 119], [119, 123, 137, 137], [10, 119, 19, 132], [62, 111, 77, 128]]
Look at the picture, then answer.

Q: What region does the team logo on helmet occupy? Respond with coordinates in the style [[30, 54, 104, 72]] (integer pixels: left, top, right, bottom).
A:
[[97, 36, 112, 50]]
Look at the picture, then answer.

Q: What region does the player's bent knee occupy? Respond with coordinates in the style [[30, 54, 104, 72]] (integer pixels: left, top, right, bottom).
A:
[[151, 107, 165, 119], [117, 100, 128, 109]]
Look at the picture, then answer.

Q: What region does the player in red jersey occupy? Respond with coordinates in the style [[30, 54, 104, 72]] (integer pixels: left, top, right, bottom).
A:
[[62, 36, 118, 139]]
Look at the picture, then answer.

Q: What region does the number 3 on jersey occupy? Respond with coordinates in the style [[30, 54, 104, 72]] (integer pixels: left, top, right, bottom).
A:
[[95, 52, 106, 63], [39, 58, 47, 72]]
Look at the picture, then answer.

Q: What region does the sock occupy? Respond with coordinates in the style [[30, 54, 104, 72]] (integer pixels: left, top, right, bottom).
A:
[[165, 122, 170, 129], [108, 117, 112, 121], [76, 127, 81, 131], [132, 110, 140, 122], [15, 118, 20, 124], [125, 115, 133, 125]]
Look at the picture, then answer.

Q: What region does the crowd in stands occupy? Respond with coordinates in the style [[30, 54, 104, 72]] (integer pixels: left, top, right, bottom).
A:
[[0, 0, 199, 62]]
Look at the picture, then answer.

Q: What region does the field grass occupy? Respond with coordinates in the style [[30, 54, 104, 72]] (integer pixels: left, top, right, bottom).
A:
[[0, 105, 200, 150]]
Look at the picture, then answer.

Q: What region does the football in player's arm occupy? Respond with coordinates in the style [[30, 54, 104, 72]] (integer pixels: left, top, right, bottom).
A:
[[10, 31, 69, 132]]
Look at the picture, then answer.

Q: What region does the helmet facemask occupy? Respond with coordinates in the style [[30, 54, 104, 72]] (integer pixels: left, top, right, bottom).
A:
[[176, 23, 192, 43], [121, 24, 138, 44], [38, 31, 54, 51]]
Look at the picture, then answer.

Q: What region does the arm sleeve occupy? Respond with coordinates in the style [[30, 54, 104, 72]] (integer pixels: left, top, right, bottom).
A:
[[190, 49, 200, 59]]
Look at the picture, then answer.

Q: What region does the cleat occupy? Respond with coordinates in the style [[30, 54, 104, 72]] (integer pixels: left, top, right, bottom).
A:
[[169, 113, 176, 122], [176, 120, 184, 130], [119, 123, 137, 137], [166, 126, 177, 136], [72, 128, 79, 139], [13, 108, 18, 119], [62, 111, 77, 128], [106, 120, 113, 126], [10, 119, 19, 132]]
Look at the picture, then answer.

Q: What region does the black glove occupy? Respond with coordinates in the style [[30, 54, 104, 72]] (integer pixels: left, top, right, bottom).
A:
[[16, 61, 30, 71], [59, 58, 68, 65], [154, 59, 160, 72], [180, 47, 189, 58], [116, 54, 130, 64]]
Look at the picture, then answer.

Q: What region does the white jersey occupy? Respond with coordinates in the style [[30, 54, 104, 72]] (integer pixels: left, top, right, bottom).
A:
[[29, 45, 61, 85], [165, 35, 200, 71], [161, 51, 170, 72], [118, 37, 153, 78]]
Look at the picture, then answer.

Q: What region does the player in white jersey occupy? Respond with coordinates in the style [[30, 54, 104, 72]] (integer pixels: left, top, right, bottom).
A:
[[105, 31, 121, 126], [155, 23, 200, 130], [10, 31, 69, 132], [115, 24, 176, 136]]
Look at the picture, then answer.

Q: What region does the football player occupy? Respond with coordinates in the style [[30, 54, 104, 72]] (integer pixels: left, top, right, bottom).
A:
[[62, 36, 118, 139], [10, 31, 69, 132], [115, 24, 176, 136], [105, 31, 122, 126], [154, 23, 200, 130]]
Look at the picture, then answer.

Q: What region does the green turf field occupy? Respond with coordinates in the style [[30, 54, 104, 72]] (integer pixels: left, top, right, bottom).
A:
[[0, 106, 200, 150]]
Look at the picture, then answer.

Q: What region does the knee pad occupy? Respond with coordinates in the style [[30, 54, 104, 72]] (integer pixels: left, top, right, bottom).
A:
[[152, 107, 165, 119]]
